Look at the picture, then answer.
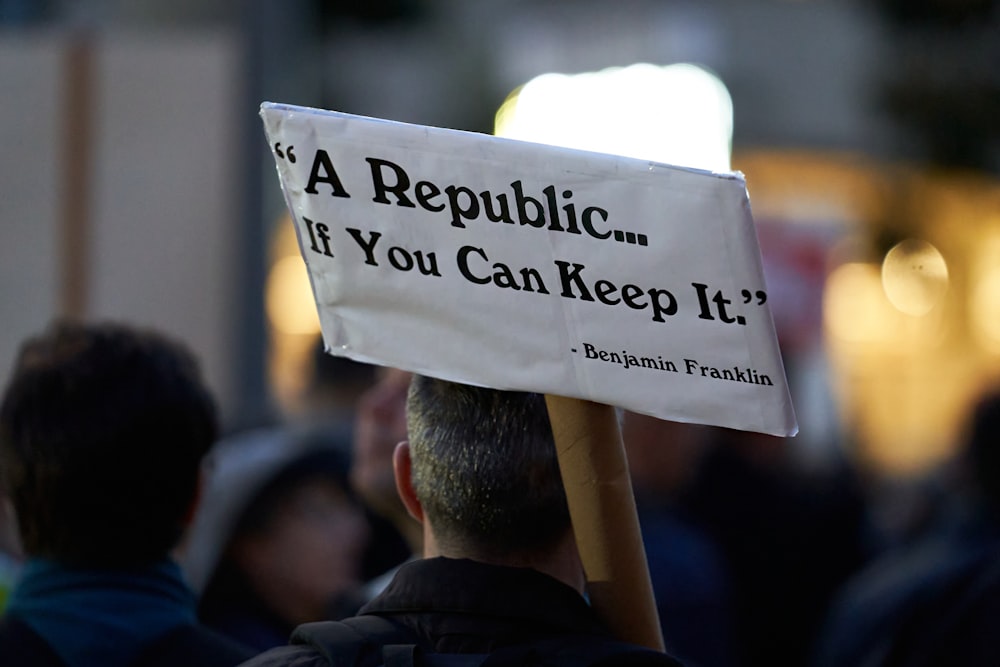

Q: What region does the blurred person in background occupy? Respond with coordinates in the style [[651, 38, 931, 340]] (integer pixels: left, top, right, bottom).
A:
[[675, 425, 869, 667], [350, 366, 421, 595], [621, 411, 740, 667], [289, 343, 410, 585], [0, 479, 22, 612], [287, 339, 377, 454], [182, 428, 371, 653], [0, 321, 254, 667], [812, 383, 1000, 667]]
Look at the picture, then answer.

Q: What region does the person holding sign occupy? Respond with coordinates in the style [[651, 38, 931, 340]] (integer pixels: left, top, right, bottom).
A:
[[239, 375, 685, 667]]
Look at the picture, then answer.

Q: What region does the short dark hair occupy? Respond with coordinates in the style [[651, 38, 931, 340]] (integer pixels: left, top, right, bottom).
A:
[[405, 376, 571, 558], [0, 321, 218, 566]]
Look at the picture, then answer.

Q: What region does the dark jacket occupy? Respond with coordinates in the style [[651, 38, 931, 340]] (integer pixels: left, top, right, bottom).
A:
[[239, 556, 683, 666], [0, 559, 255, 667]]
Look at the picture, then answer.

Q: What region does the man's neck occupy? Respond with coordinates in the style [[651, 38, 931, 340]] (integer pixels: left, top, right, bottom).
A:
[[423, 527, 586, 595]]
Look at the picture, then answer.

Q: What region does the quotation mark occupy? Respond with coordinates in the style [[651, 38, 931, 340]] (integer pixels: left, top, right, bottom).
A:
[[274, 142, 297, 163], [741, 289, 767, 305]]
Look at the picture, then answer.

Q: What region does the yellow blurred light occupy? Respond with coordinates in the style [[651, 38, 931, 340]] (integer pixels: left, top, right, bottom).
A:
[[881, 239, 949, 316], [824, 262, 895, 342], [971, 266, 1000, 351], [494, 62, 733, 172], [969, 227, 1000, 352], [266, 255, 320, 335]]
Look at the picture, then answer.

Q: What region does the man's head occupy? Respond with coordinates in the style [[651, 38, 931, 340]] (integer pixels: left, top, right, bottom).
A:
[[0, 321, 218, 567], [397, 375, 572, 562]]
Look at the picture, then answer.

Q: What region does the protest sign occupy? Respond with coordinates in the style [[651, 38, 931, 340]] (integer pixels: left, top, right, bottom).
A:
[[260, 103, 797, 436]]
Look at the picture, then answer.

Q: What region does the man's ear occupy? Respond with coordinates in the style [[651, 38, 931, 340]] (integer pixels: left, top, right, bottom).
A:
[[393, 441, 424, 523]]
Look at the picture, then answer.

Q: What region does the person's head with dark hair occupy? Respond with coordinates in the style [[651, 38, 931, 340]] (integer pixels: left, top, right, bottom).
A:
[[183, 429, 370, 652], [0, 320, 217, 567], [294, 338, 376, 434], [308, 340, 377, 402], [0, 321, 254, 667], [395, 375, 580, 587]]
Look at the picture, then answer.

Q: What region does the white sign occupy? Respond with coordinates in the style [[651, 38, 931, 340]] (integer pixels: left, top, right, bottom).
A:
[[260, 103, 798, 436]]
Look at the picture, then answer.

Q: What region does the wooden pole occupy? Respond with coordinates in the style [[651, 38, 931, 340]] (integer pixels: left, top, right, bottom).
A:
[[60, 33, 94, 320], [545, 394, 665, 652]]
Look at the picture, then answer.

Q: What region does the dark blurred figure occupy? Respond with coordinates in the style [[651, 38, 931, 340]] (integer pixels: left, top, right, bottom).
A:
[[350, 367, 421, 593], [0, 477, 22, 612], [676, 427, 869, 667], [621, 412, 740, 667], [812, 384, 1000, 667], [0, 321, 254, 667], [291, 343, 410, 584], [290, 339, 377, 450], [182, 428, 371, 653]]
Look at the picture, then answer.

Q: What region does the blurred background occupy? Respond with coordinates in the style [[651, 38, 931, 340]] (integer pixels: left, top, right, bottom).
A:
[[1, 0, 999, 482]]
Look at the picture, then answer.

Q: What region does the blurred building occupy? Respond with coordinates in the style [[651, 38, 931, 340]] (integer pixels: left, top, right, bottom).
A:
[[1, 0, 998, 478]]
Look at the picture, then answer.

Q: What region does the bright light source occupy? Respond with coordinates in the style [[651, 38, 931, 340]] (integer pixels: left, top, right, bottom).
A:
[[495, 62, 733, 172], [881, 239, 949, 316], [266, 255, 321, 335]]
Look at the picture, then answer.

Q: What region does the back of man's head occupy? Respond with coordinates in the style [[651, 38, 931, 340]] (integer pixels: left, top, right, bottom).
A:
[[0, 321, 218, 567], [405, 375, 571, 560]]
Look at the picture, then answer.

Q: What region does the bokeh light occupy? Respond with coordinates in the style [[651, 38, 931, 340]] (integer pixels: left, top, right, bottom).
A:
[[881, 239, 949, 316], [266, 254, 320, 336], [495, 62, 733, 172]]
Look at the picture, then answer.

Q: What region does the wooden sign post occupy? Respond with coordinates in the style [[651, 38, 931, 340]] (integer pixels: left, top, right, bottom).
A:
[[546, 394, 665, 652]]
